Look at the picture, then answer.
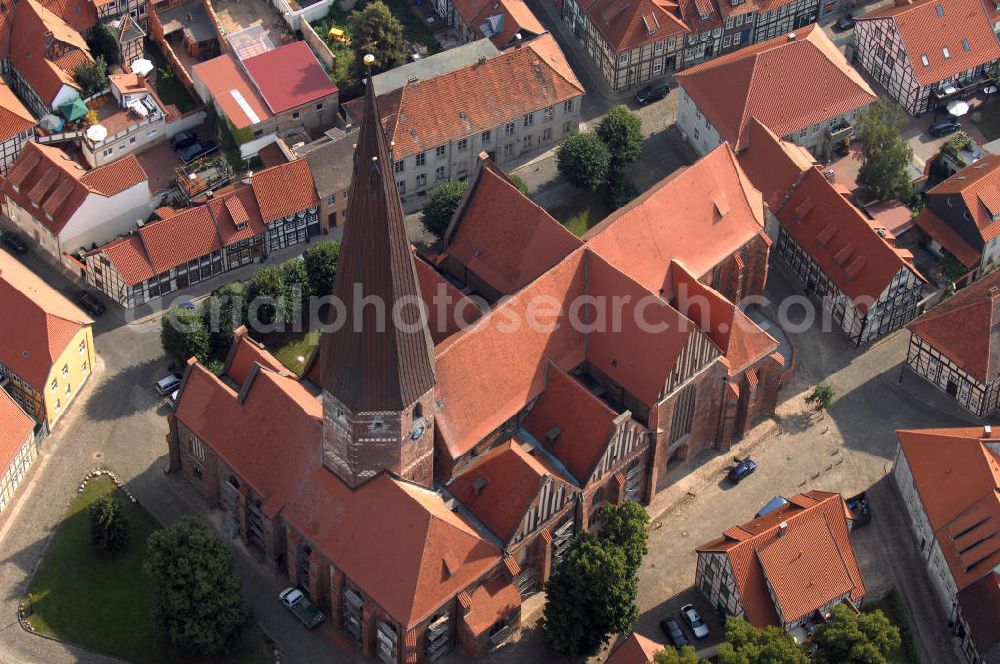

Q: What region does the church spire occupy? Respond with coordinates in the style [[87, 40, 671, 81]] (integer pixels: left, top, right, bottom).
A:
[[319, 70, 437, 489]]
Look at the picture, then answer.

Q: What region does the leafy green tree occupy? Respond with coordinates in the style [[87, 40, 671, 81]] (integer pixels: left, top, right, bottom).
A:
[[608, 170, 639, 208], [88, 496, 130, 553], [303, 240, 340, 297], [349, 1, 407, 80], [508, 173, 530, 196], [556, 132, 611, 190], [856, 99, 913, 201], [280, 256, 311, 315], [420, 180, 468, 239], [597, 500, 649, 575], [653, 645, 702, 664], [806, 383, 835, 412], [161, 306, 211, 367], [86, 23, 121, 66], [541, 533, 638, 656], [203, 281, 245, 353], [145, 517, 253, 655], [73, 56, 109, 97], [597, 104, 643, 171], [717, 617, 809, 664], [813, 604, 901, 664], [245, 266, 291, 327]]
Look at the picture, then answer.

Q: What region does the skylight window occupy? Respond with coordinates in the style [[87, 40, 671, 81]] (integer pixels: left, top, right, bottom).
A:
[[963, 38, 971, 52], [943, 46, 951, 58], [920, 54, 929, 66], [935, 3, 944, 16]]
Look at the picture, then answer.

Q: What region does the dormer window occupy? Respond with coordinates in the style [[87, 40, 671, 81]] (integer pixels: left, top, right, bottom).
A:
[[920, 54, 929, 66], [235, 221, 247, 230], [962, 38, 971, 52], [942, 46, 951, 58]]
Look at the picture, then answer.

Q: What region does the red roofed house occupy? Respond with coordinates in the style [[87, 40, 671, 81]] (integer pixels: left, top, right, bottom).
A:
[[0, 81, 37, 176], [84, 159, 318, 307], [604, 632, 664, 664], [0, 389, 38, 519], [737, 118, 926, 345], [675, 24, 876, 158], [905, 270, 1000, 417], [1, 142, 152, 269], [0, 250, 95, 431], [342, 34, 584, 211], [912, 155, 1000, 280], [191, 42, 338, 160], [440, 0, 545, 48], [893, 427, 1000, 663], [78, 71, 171, 168], [695, 491, 866, 635], [855, 0, 1000, 115]]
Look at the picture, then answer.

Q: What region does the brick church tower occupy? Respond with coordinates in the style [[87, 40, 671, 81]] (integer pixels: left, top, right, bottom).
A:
[[318, 78, 437, 489]]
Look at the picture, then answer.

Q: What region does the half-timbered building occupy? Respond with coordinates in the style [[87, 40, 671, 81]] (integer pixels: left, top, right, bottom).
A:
[[855, 0, 1000, 115], [906, 271, 1000, 417], [0, 82, 36, 176]]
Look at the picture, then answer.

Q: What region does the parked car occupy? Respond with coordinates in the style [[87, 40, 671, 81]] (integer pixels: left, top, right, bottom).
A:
[[0, 230, 29, 255], [929, 119, 961, 137], [74, 290, 106, 316], [680, 604, 710, 639], [635, 79, 671, 106], [155, 372, 183, 396], [833, 12, 855, 30], [279, 587, 325, 628], [170, 131, 198, 151], [727, 456, 757, 484], [178, 139, 219, 163], [659, 617, 689, 648], [755, 495, 788, 518]]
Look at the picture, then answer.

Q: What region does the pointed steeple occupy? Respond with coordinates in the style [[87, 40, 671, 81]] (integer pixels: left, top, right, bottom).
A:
[[319, 77, 436, 413]]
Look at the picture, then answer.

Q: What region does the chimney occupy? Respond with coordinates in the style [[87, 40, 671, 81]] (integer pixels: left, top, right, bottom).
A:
[[478, 150, 489, 161], [472, 476, 488, 495], [477, 55, 488, 65], [515, 32, 523, 47], [985, 425, 993, 438], [787, 32, 796, 41], [777, 521, 788, 537]]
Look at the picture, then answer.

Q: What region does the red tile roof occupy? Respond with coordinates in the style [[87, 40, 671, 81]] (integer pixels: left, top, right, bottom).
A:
[[736, 117, 816, 211], [0, 389, 35, 472], [896, 428, 1000, 593], [956, 572, 1000, 653], [925, 154, 1000, 246], [250, 159, 319, 223], [453, 0, 544, 46], [191, 54, 273, 129], [242, 41, 338, 114], [578, 0, 689, 54], [697, 491, 865, 627], [0, 250, 91, 388], [0, 81, 35, 143], [206, 185, 267, 246], [675, 24, 876, 150], [99, 234, 154, 285], [462, 575, 522, 635], [522, 362, 620, 485], [6, 0, 92, 104], [585, 143, 766, 299], [444, 156, 581, 296], [775, 167, 923, 313], [140, 205, 222, 275], [907, 270, 1000, 385], [222, 327, 287, 388], [1, 144, 148, 236], [605, 633, 664, 664], [344, 34, 583, 160], [449, 439, 575, 542], [858, 0, 1000, 87]]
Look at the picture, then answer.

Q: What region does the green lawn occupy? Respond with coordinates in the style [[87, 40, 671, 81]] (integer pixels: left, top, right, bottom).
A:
[[864, 592, 919, 664], [26, 475, 270, 664], [547, 188, 615, 237], [260, 329, 320, 375], [971, 100, 1000, 141], [143, 39, 201, 113]]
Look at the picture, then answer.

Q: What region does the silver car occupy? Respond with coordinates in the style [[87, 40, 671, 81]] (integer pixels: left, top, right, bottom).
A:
[[155, 373, 183, 396], [681, 603, 710, 639]]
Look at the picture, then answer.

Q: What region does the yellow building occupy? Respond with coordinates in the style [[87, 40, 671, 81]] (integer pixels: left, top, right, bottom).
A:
[[0, 251, 95, 432]]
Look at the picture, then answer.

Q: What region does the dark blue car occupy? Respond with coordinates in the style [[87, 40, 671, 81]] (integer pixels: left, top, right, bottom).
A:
[[727, 457, 757, 484]]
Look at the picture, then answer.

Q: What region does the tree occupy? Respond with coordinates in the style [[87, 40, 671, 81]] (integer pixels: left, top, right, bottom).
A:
[[556, 132, 611, 190], [717, 617, 809, 664], [88, 496, 130, 553], [608, 170, 639, 208], [541, 533, 638, 656], [73, 56, 109, 97], [161, 306, 211, 367], [597, 500, 649, 575], [245, 266, 291, 327], [145, 517, 253, 655], [653, 645, 702, 664], [303, 240, 340, 297], [805, 383, 835, 412], [203, 281, 246, 353], [420, 180, 467, 239], [507, 173, 530, 196], [597, 105, 643, 171], [813, 604, 901, 664], [280, 256, 311, 314], [86, 22, 121, 66], [349, 1, 407, 80], [856, 99, 913, 201]]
